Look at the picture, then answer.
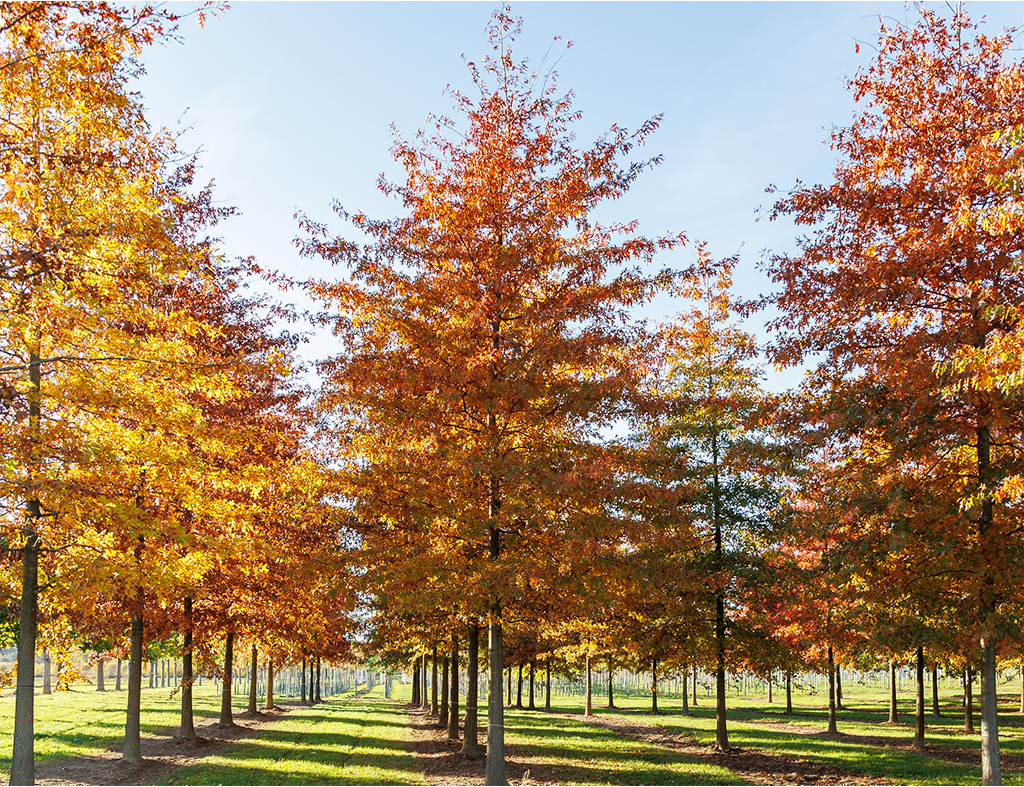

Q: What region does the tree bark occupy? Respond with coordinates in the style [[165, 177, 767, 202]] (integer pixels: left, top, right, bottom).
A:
[[836, 664, 843, 710], [506, 667, 511, 706], [651, 657, 659, 714], [888, 659, 898, 724], [693, 665, 698, 706], [421, 653, 429, 710], [606, 658, 614, 709], [584, 653, 592, 716], [265, 659, 275, 710], [179, 597, 197, 740], [219, 632, 235, 727], [440, 654, 449, 728], [768, 670, 772, 703], [977, 421, 1002, 785], [914, 645, 925, 749], [447, 635, 460, 741], [682, 666, 690, 715], [528, 660, 536, 710], [712, 431, 729, 752], [123, 609, 145, 764], [462, 624, 482, 756], [827, 645, 838, 734], [544, 659, 551, 712], [965, 666, 976, 734], [412, 658, 420, 707], [315, 656, 322, 703], [485, 472, 507, 786], [11, 524, 40, 785], [516, 663, 523, 708], [247, 642, 259, 715], [301, 657, 306, 704], [96, 660, 106, 692], [431, 645, 439, 716], [785, 671, 793, 715], [116, 658, 122, 692], [933, 662, 941, 718]]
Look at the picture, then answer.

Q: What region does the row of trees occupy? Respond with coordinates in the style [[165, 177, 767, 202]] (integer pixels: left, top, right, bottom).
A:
[[307, 7, 1024, 787], [0, 4, 357, 785]]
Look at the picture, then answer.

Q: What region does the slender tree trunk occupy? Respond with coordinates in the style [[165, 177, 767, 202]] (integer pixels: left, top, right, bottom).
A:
[[412, 658, 420, 707], [1019, 662, 1024, 715], [652, 657, 659, 714], [447, 635, 460, 742], [965, 666, 976, 734], [462, 624, 482, 756], [179, 597, 196, 740], [785, 671, 793, 715], [888, 659, 899, 724], [827, 645, 838, 734], [607, 658, 614, 709], [123, 608, 145, 764], [485, 467, 507, 783], [11, 524, 40, 784], [516, 663, 523, 708], [315, 656, 321, 703], [693, 665, 698, 706], [506, 667, 511, 706], [933, 662, 941, 718], [913, 645, 926, 749], [545, 659, 551, 712], [836, 665, 843, 710], [116, 658, 123, 692], [768, 670, 772, 703], [977, 421, 1002, 785], [682, 666, 690, 715], [712, 432, 729, 752], [431, 645, 439, 716], [247, 643, 258, 715], [585, 653, 593, 716], [219, 632, 235, 727], [265, 660, 274, 710], [301, 658, 306, 704], [97, 660, 106, 692], [529, 661, 536, 710], [440, 654, 449, 728], [421, 653, 429, 710]]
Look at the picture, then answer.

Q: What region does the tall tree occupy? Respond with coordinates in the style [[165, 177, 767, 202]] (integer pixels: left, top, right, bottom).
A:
[[767, 8, 1024, 783], [300, 9, 682, 783]]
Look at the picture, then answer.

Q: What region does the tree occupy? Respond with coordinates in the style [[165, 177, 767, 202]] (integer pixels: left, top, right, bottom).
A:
[[767, 8, 1024, 782], [299, 8, 682, 783]]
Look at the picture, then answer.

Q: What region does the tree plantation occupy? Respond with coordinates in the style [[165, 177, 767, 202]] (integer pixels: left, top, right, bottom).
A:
[[3, 3, 1024, 786]]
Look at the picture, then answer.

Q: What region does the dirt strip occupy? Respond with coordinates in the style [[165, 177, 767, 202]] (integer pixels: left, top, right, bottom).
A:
[[571, 712, 895, 786]]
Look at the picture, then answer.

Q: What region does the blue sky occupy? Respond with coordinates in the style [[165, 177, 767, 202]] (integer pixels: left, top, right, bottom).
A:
[[137, 2, 1024, 390]]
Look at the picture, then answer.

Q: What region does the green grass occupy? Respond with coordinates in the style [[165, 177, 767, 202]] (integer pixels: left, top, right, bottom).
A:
[[4, 676, 1024, 785]]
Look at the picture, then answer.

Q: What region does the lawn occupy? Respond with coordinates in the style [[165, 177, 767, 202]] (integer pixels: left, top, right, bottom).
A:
[[3, 675, 1024, 784]]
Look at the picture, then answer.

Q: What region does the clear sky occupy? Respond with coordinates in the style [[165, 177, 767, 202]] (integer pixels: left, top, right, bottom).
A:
[[136, 1, 1024, 391]]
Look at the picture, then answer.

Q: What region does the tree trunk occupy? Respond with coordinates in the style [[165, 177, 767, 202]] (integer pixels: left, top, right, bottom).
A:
[[836, 664, 843, 710], [545, 659, 551, 712], [528, 660, 536, 710], [785, 671, 793, 715], [933, 662, 941, 718], [265, 659, 275, 710], [485, 473, 507, 786], [977, 422, 1002, 784], [447, 635, 460, 742], [412, 658, 420, 707], [965, 666, 976, 734], [179, 597, 197, 740], [247, 642, 259, 715], [506, 667, 511, 706], [97, 660, 106, 692], [888, 659, 898, 724], [606, 658, 614, 709], [827, 645, 838, 734], [116, 658, 123, 692], [431, 645, 439, 716], [421, 653, 429, 710], [11, 526, 40, 785], [301, 657, 306, 704], [315, 656, 321, 703], [682, 666, 689, 715], [440, 654, 449, 728], [219, 632, 235, 727], [712, 431, 729, 753], [914, 645, 925, 749], [652, 657, 659, 714], [693, 665, 698, 706], [768, 670, 772, 703], [516, 663, 523, 708], [981, 639, 1001, 784], [585, 653, 592, 716], [123, 609, 145, 764], [462, 624, 482, 756]]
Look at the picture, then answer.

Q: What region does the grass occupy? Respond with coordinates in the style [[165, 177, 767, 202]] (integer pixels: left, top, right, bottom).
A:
[[3, 675, 1024, 784]]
